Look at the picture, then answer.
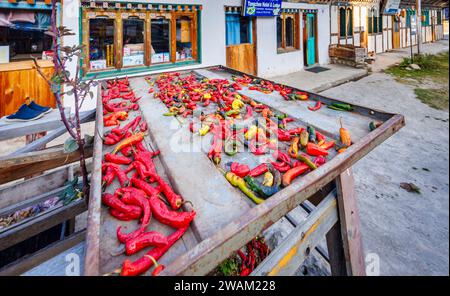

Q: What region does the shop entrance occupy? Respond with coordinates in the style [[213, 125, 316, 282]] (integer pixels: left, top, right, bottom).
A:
[[225, 13, 256, 75], [392, 16, 401, 49], [303, 12, 317, 66]]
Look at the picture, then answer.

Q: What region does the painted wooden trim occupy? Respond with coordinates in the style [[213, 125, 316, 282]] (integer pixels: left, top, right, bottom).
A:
[[334, 168, 366, 276], [251, 193, 338, 276]]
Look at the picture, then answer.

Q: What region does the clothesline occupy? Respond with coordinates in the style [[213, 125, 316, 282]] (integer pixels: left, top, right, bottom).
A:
[[0, 9, 51, 31]]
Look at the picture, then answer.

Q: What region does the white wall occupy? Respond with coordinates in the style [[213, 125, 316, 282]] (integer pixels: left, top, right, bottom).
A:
[[61, 0, 331, 109], [257, 2, 330, 77]]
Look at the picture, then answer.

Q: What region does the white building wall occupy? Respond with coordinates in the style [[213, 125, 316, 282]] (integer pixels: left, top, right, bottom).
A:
[[257, 2, 330, 77], [61, 0, 330, 109]]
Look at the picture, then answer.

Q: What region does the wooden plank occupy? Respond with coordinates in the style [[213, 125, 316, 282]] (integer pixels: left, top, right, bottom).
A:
[[0, 146, 93, 184], [334, 168, 366, 276], [0, 230, 86, 276], [0, 185, 69, 217], [251, 194, 338, 276], [0, 199, 87, 251], [83, 89, 103, 276], [9, 109, 96, 156], [0, 109, 70, 141], [325, 222, 347, 275]]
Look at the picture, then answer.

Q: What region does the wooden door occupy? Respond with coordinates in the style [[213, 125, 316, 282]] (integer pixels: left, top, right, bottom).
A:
[[306, 13, 317, 66], [392, 16, 400, 49], [225, 14, 256, 75], [0, 61, 55, 118]]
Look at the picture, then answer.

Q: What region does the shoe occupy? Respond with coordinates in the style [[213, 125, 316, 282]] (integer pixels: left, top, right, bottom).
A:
[[5, 104, 45, 122], [27, 100, 52, 114]]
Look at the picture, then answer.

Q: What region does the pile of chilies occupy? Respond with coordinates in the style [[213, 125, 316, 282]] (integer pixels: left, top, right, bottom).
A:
[[149, 72, 352, 206], [101, 77, 196, 276]]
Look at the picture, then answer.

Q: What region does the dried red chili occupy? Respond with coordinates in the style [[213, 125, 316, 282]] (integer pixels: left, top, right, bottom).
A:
[[149, 195, 196, 229], [125, 231, 169, 255], [121, 227, 188, 276]]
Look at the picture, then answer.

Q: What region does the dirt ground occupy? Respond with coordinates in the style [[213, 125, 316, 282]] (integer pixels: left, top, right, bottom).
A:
[[320, 72, 449, 275]]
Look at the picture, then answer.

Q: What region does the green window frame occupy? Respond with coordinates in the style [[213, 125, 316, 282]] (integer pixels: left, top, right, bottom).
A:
[[422, 10, 430, 26], [339, 7, 353, 38], [437, 10, 442, 25]]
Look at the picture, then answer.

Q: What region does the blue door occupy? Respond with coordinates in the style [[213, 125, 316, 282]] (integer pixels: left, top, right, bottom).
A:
[[306, 13, 316, 66]]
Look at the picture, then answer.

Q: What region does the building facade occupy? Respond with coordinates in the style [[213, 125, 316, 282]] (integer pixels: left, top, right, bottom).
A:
[[329, 0, 446, 54]]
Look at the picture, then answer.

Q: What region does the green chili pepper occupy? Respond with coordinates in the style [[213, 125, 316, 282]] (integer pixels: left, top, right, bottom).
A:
[[163, 112, 176, 116], [225, 109, 240, 116], [296, 154, 317, 170], [224, 139, 239, 156], [327, 103, 353, 111], [307, 126, 316, 143]]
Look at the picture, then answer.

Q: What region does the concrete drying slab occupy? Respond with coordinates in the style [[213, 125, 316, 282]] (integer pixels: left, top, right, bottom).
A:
[[130, 77, 252, 241]]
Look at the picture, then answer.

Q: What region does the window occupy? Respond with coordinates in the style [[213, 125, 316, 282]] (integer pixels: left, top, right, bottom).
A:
[[276, 16, 282, 48], [368, 8, 381, 34], [422, 10, 430, 26], [276, 12, 299, 52], [123, 18, 145, 67], [175, 16, 193, 60], [339, 8, 353, 38], [437, 10, 442, 25], [0, 9, 53, 62], [82, 7, 200, 75], [151, 17, 171, 64], [226, 13, 252, 46], [89, 18, 115, 70]]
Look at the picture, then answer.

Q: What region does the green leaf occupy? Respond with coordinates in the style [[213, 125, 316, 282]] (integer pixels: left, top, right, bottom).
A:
[[84, 134, 94, 146], [64, 138, 79, 153]]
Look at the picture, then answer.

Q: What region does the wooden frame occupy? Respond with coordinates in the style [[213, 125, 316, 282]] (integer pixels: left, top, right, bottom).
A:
[[84, 65, 405, 276], [277, 12, 300, 53], [81, 7, 199, 75], [0, 112, 95, 274]]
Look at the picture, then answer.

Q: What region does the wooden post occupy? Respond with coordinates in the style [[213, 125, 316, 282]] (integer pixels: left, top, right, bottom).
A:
[[327, 168, 366, 276]]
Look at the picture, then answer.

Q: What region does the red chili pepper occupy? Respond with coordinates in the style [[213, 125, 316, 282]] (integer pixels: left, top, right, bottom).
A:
[[140, 121, 148, 132], [240, 267, 251, 276], [276, 129, 291, 141], [270, 161, 291, 173], [148, 88, 154, 94], [306, 143, 329, 157], [149, 195, 196, 229], [133, 150, 158, 178], [131, 116, 142, 131], [104, 153, 132, 165], [152, 174, 184, 210], [151, 264, 165, 276], [281, 117, 294, 127], [102, 166, 116, 188], [249, 140, 268, 155], [273, 150, 292, 165], [121, 146, 133, 157], [314, 156, 327, 167], [248, 163, 268, 177], [288, 127, 304, 135], [125, 231, 169, 255], [308, 101, 322, 111], [120, 189, 152, 228], [102, 163, 129, 187], [315, 131, 326, 142], [109, 208, 142, 221], [230, 162, 251, 178], [320, 140, 335, 150], [244, 106, 253, 120], [121, 227, 188, 276], [102, 193, 142, 217], [131, 176, 161, 197]]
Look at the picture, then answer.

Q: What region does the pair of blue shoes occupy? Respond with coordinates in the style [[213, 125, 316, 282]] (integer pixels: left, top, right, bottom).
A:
[[5, 101, 52, 122]]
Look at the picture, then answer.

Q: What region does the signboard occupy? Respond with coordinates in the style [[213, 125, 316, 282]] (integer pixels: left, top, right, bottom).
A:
[[410, 15, 417, 36], [242, 0, 281, 17], [382, 0, 401, 15]]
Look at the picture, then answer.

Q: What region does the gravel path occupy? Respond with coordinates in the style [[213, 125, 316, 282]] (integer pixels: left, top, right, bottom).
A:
[[321, 72, 449, 275]]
